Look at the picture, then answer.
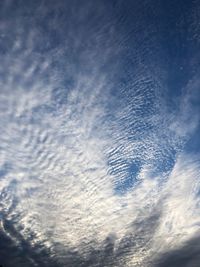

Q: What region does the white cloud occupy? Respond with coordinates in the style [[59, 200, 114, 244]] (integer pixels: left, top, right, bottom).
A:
[[0, 1, 200, 266], [152, 154, 200, 255]]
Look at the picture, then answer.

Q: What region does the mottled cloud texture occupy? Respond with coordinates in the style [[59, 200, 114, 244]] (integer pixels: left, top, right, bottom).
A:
[[0, 0, 200, 266]]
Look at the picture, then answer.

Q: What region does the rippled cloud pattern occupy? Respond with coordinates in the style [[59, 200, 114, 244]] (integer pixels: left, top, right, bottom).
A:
[[0, 1, 200, 266]]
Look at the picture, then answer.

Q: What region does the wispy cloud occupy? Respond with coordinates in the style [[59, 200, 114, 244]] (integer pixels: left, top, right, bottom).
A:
[[0, 1, 200, 267]]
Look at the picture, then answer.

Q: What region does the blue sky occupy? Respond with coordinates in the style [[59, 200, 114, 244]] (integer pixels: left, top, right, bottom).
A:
[[0, 0, 200, 266]]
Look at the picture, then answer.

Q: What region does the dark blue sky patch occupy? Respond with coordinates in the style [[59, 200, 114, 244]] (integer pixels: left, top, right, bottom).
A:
[[152, 146, 177, 176], [113, 161, 141, 195], [185, 125, 200, 154]]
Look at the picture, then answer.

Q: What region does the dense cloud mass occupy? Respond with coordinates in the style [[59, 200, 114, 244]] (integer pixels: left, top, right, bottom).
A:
[[0, 0, 200, 266]]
